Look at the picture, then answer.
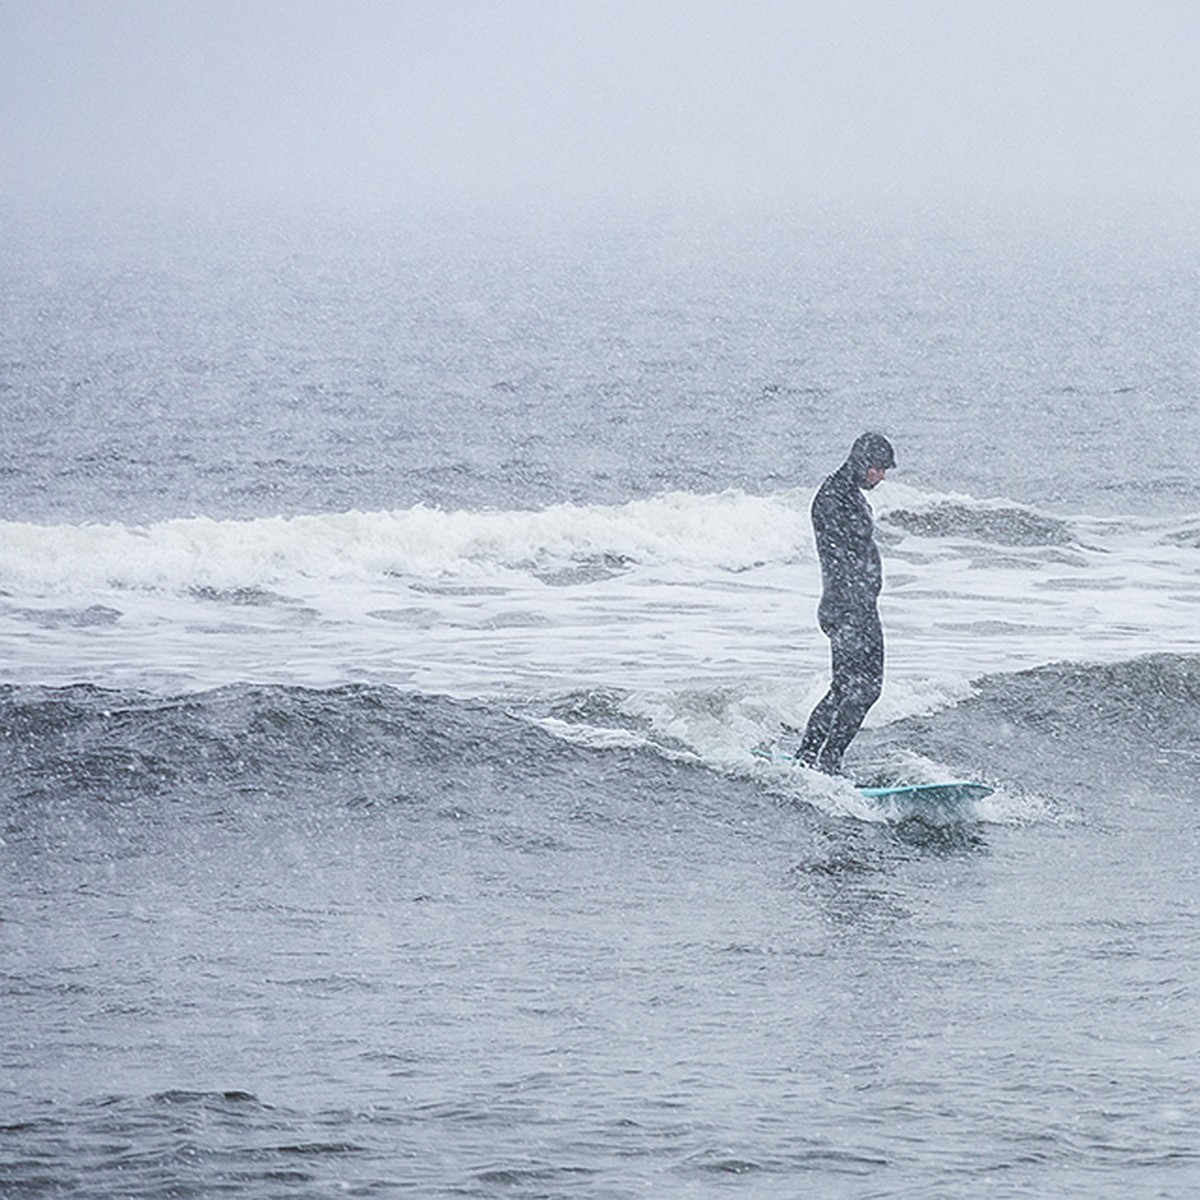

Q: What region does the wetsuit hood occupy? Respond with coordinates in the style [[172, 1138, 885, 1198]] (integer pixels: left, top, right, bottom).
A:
[[847, 431, 895, 488]]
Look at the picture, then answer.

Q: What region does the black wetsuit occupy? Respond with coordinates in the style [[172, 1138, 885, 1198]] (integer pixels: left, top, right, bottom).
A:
[[797, 457, 885, 774]]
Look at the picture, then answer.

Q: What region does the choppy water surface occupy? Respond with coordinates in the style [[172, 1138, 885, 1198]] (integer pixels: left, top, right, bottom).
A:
[[2, 203, 1199, 1197]]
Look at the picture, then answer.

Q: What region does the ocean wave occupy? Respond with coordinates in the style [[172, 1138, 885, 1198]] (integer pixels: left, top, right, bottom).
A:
[[880, 502, 1073, 547], [857, 652, 1200, 805], [0, 483, 1118, 598], [3, 487, 1200, 731], [4, 651, 1195, 842], [0, 683, 513, 811], [0, 489, 807, 596]]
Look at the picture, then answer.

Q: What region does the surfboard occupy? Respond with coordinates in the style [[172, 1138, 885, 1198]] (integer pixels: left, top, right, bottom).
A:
[[858, 781, 994, 804], [751, 746, 993, 806]]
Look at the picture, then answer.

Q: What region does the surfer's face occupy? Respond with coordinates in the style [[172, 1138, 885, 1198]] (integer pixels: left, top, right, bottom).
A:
[[865, 466, 888, 489]]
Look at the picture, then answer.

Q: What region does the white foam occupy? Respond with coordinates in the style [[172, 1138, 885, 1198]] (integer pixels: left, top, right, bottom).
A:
[[745, 756, 889, 822], [0, 489, 806, 595], [2, 488, 1199, 777], [528, 716, 658, 753]]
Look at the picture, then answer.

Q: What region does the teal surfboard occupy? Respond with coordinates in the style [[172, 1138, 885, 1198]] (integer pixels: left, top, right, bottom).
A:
[[858, 781, 993, 804], [752, 746, 993, 806]]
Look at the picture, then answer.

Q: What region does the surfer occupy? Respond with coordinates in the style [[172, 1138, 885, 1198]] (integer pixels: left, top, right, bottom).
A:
[[796, 431, 896, 775]]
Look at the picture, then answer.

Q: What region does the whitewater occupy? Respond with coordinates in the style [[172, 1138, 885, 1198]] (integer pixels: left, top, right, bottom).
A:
[[3, 481, 1198, 716]]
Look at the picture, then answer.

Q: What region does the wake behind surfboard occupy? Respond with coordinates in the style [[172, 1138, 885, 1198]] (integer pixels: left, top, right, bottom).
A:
[[751, 745, 994, 812]]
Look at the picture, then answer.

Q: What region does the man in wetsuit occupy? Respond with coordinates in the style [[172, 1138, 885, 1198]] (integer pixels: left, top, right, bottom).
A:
[[796, 431, 896, 775]]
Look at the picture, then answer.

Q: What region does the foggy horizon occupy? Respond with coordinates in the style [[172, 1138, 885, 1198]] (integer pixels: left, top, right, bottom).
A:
[[3, 0, 1199, 214]]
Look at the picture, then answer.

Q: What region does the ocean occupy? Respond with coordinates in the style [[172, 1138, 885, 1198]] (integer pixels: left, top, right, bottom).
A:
[[2, 200, 1199, 1197]]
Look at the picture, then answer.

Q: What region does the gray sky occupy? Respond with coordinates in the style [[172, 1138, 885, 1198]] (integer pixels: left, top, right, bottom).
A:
[[3, 0, 1199, 208]]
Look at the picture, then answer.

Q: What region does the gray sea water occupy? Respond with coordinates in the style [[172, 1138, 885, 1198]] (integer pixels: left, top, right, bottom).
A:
[[2, 201, 1199, 1197]]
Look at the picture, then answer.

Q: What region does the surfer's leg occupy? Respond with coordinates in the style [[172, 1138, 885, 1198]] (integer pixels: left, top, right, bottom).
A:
[[821, 610, 883, 770], [800, 611, 883, 774], [796, 682, 839, 768], [796, 619, 846, 770]]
